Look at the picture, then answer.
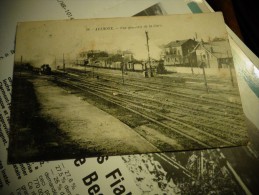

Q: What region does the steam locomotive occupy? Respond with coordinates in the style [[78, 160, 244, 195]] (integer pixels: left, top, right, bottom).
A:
[[40, 64, 51, 75]]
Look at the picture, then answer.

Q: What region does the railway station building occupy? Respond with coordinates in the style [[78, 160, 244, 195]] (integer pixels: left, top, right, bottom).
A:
[[162, 39, 198, 67], [162, 38, 233, 70], [193, 39, 233, 69]]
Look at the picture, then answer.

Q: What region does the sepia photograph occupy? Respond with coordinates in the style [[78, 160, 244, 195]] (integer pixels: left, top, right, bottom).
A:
[[9, 12, 248, 163]]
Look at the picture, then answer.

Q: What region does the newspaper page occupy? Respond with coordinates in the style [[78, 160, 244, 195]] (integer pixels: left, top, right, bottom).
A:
[[1, 0, 259, 194]]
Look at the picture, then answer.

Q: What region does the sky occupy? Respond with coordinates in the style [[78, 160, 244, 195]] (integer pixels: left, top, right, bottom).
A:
[[14, 12, 228, 67]]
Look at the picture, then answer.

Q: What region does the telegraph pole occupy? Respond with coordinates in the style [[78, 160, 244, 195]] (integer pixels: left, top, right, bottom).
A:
[[121, 55, 125, 84], [201, 64, 208, 93], [55, 56, 57, 69], [20, 56, 23, 76], [145, 31, 153, 77], [200, 54, 209, 93], [63, 53, 65, 72], [121, 63, 125, 84], [188, 50, 194, 75], [92, 53, 95, 78], [227, 51, 234, 87]]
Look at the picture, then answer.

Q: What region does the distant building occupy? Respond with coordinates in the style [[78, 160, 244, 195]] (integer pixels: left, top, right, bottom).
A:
[[122, 51, 134, 70], [193, 40, 233, 68], [162, 38, 233, 69], [79, 49, 161, 73], [162, 39, 198, 67], [87, 50, 109, 67], [84, 50, 136, 70]]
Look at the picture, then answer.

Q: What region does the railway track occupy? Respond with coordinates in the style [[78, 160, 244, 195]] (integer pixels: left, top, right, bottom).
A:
[[65, 75, 246, 138], [54, 76, 212, 148], [51, 71, 247, 149], [69, 68, 240, 97], [85, 77, 243, 119], [98, 70, 240, 96], [66, 68, 243, 110], [99, 74, 242, 110], [59, 70, 246, 126]]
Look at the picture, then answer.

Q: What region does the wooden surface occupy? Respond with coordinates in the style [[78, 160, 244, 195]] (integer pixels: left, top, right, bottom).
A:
[[206, 0, 243, 40], [206, 0, 259, 57]]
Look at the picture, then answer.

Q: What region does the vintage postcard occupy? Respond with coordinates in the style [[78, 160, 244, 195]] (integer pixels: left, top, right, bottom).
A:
[[9, 12, 248, 163]]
